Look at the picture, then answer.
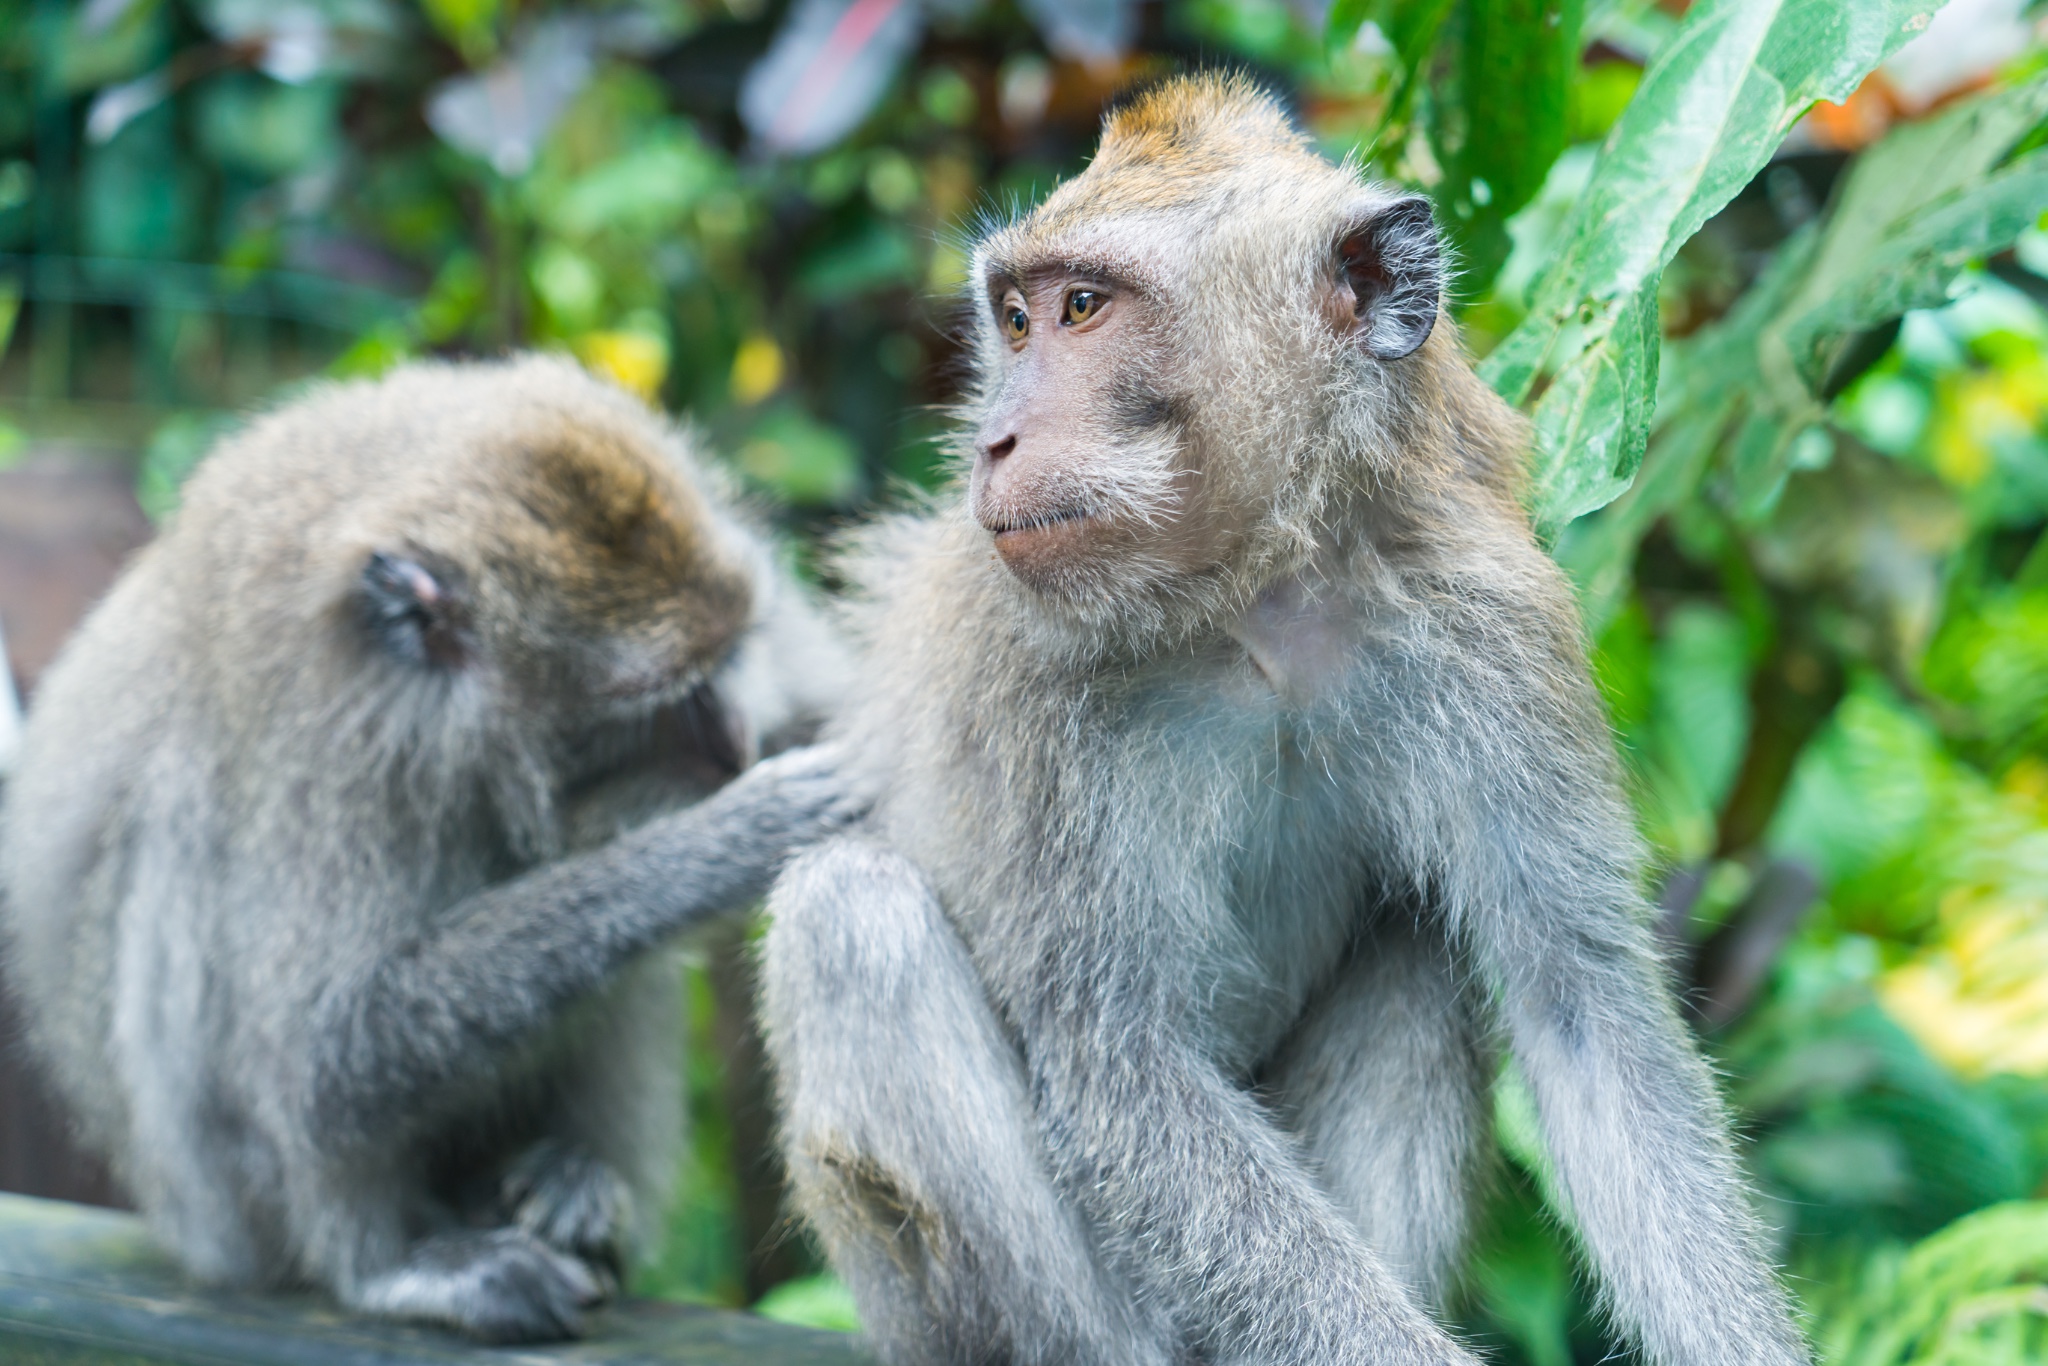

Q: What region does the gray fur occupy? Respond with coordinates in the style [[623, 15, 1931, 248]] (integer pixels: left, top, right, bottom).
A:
[[760, 75, 1807, 1366], [0, 356, 859, 1342]]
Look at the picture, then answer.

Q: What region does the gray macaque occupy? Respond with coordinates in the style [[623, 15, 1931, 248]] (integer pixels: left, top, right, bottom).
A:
[[0, 357, 859, 1342], [758, 76, 1809, 1366]]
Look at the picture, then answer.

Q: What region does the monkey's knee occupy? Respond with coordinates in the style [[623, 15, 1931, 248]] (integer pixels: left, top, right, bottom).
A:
[[763, 837, 955, 1007], [790, 1142, 946, 1274]]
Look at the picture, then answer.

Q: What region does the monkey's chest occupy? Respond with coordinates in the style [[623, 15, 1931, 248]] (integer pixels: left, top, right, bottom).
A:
[[1214, 741, 1368, 1068], [904, 664, 1372, 1068], [1129, 693, 1370, 1070]]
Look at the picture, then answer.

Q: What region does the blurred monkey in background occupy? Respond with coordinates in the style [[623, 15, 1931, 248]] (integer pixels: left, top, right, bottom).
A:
[[760, 75, 1808, 1366], [0, 357, 858, 1342]]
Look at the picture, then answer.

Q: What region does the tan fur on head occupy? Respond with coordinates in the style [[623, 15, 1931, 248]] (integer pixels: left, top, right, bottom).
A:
[[1032, 73, 1313, 225], [175, 356, 759, 723]]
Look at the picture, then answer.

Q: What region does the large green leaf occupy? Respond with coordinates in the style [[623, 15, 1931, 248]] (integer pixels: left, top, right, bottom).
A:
[[1325, 0, 1455, 72], [1765, 74, 2048, 396], [1821, 1201, 2048, 1366], [1432, 0, 1585, 291], [1481, 0, 1948, 537], [1553, 224, 1820, 626], [1724, 78, 2048, 509], [1560, 75, 2048, 604]]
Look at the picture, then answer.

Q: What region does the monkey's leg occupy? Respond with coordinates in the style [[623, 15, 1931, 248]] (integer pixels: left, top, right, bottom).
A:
[[277, 1133, 604, 1344], [1267, 911, 1493, 1309], [1024, 934, 1478, 1366], [111, 899, 271, 1288], [759, 840, 1170, 1366], [302, 742, 859, 1145], [505, 956, 688, 1289]]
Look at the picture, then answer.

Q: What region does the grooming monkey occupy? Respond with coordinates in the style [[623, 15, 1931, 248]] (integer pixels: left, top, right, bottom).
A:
[[760, 75, 1808, 1366], [0, 357, 858, 1342]]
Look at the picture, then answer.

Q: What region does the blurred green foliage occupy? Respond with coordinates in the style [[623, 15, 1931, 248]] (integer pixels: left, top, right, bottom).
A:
[[3, 0, 2048, 1361]]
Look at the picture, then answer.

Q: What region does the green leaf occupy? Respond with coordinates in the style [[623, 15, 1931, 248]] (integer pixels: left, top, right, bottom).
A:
[[537, 132, 725, 240], [796, 217, 917, 301], [1923, 582, 2048, 764], [1719, 78, 2048, 509], [1561, 76, 2048, 589], [1522, 272, 1661, 534], [193, 75, 342, 179], [1765, 75, 2048, 395], [1433, 0, 1584, 291], [735, 406, 864, 506], [1464, 1170, 1579, 1366], [1327, 0, 1453, 70], [1649, 602, 1752, 838], [1822, 1201, 2048, 1365], [753, 1273, 861, 1333], [1550, 232, 1830, 607], [80, 99, 202, 259], [1481, 0, 1947, 536], [1324, 0, 1376, 52], [137, 410, 240, 520]]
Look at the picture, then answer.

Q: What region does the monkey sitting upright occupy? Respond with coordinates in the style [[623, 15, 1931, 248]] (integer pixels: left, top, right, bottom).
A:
[[0, 357, 860, 1343], [759, 76, 1809, 1366]]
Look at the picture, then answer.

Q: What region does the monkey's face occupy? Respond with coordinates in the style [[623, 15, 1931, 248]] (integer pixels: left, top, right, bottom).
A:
[[970, 204, 1443, 611], [967, 83, 1447, 621], [970, 265, 1236, 600]]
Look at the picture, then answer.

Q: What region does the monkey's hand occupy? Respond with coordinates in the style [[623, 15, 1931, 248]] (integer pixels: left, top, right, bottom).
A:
[[698, 740, 872, 853], [502, 1140, 632, 1297], [583, 741, 871, 934]]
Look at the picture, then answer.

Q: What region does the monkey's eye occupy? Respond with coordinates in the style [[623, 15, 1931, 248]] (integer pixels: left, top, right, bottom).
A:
[[1003, 304, 1029, 345], [1063, 290, 1104, 325]]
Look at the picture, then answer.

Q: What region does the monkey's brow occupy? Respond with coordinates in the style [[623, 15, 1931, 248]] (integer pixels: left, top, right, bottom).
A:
[[985, 259, 1155, 300]]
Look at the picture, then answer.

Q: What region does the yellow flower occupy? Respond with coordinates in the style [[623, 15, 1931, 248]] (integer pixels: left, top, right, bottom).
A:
[[730, 334, 784, 406], [1881, 889, 2048, 1077], [1928, 361, 2047, 489], [575, 331, 669, 402]]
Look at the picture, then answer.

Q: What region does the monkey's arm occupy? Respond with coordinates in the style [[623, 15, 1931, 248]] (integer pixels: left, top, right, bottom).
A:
[[1027, 925, 1477, 1366], [1460, 831, 1807, 1365], [303, 743, 859, 1143], [1409, 580, 1808, 1366]]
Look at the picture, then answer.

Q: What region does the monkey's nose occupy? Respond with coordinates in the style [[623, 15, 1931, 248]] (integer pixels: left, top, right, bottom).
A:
[[983, 434, 1016, 461]]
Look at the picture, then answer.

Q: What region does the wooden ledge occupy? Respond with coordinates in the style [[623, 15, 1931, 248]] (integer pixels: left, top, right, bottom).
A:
[[0, 1193, 873, 1364]]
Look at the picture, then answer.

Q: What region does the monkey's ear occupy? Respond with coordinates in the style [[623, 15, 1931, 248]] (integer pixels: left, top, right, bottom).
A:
[[1334, 196, 1444, 362], [360, 551, 466, 668]]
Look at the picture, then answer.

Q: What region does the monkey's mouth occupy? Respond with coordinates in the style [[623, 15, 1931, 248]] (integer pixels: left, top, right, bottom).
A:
[[983, 506, 1093, 539]]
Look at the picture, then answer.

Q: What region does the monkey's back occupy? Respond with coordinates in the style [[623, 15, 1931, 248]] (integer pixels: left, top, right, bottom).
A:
[[0, 543, 191, 1150], [0, 416, 398, 1168]]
